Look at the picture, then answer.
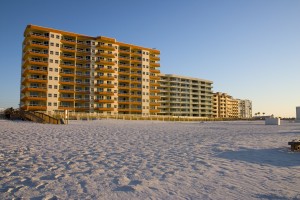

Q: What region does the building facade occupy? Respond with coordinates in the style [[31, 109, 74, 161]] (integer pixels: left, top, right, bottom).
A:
[[238, 99, 252, 118], [212, 92, 239, 118], [20, 25, 160, 115], [159, 74, 213, 117]]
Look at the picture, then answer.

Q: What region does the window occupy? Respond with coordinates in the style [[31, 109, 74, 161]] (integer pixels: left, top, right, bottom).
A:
[[48, 94, 52, 97], [55, 52, 59, 55], [56, 35, 60, 39], [50, 59, 53, 63], [51, 34, 54, 38], [50, 43, 54, 46], [55, 68, 58, 72], [49, 76, 52, 80], [54, 103, 57, 106], [54, 94, 57, 97], [50, 51, 53, 55], [48, 102, 52, 106], [54, 85, 58, 89], [49, 68, 53, 71], [56, 43, 59, 47], [54, 77, 58, 80], [55, 60, 59, 64], [48, 85, 52, 89]]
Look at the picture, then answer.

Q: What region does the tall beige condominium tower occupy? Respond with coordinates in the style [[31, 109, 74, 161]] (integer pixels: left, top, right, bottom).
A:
[[159, 74, 213, 117], [212, 92, 239, 118], [20, 25, 161, 115]]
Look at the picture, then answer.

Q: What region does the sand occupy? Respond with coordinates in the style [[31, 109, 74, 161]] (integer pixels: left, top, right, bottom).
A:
[[0, 119, 300, 199]]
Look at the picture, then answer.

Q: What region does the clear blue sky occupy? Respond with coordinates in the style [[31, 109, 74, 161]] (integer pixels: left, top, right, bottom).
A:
[[0, 0, 299, 117]]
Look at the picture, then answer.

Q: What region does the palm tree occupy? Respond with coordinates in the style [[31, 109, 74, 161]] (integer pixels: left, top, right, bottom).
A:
[[257, 112, 261, 116], [262, 112, 265, 116]]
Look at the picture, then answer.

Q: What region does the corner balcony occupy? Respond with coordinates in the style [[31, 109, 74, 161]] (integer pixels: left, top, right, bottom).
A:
[[21, 104, 47, 111], [21, 95, 47, 101], [22, 77, 47, 84], [21, 86, 47, 93], [23, 68, 48, 76]]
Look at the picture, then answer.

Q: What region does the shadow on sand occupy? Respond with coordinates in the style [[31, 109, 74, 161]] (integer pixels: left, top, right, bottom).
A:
[[217, 147, 300, 167]]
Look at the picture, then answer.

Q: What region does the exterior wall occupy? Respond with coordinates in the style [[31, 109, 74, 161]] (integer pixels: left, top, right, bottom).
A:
[[20, 25, 160, 115], [158, 74, 213, 117]]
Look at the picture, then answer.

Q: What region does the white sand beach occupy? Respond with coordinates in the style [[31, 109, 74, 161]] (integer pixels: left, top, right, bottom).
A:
[[0, 119, 300, 199]]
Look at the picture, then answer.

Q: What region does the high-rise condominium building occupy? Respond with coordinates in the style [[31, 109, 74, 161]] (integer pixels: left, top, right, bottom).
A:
[[159, 74, 213, 117], [20, 25, 161, 115], [212, 92, 239, 118], [238, 99, 252, 118]]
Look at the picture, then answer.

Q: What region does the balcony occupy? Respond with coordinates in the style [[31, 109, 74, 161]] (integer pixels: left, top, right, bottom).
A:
[[118, 78, 130, 83], [150, 102, 160, 106], [95, 91, 114, 96], [21, 95, 47, 101], [22, 105, 47, 111], [95, 107, 114, 111], [150, 76, 160, 80], [28, 33, 49, 40], [22, 77, 47, 84], [95, 67, 115, 73], [95, 83, 114, 88], [130, 87, 142, 91], [150, 109, 160, 113], [23, 68, 48, 76], [61, 46, 76, 53], [75, 106, 90, 111], [23, 51, 48, 59], [23, 60, 48, 67], [75, 89, 90, 94], [150, 89, 160, 93], [60, 55, 76, 61], [75, 81, 90, 86], [118, 93, 130, 97], [95, 99, 114, 103], [96, 52, 115, 58], [58, 106, 75, 110], [118, 108, 131, 112], [77, 41, 90, 47], [25, 41, 48, 49], [150, 95, 160, 99], [22, 86, 47, 92], [150, 82, 160, 87], [60, 71, 75, 77], [75, 98, 90, 102], [59, 89, 75, 93], [95, 75, 114, 80], [119, 64, 131, 69], [61, 38, 76, 45], [130, 59, 142, 64], [130, 73, 142, 77], [149, 69, 160, 73], [150, 56, 160, 61], [130, 80, 142, 84], [58, 97, 74, 102], [60, 63, 75, 69], [95, 60, 115, 66], [98, 44, 115, 51], [150, 62, 160, 67], [119, 56, 131, 62], [59, 80, 74, 85], [76, 73, 90, 78]]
